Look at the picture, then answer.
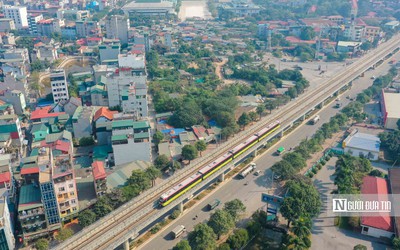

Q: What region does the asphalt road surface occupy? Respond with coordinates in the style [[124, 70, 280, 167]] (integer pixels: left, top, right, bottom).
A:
[[140, 53, 400, 250]]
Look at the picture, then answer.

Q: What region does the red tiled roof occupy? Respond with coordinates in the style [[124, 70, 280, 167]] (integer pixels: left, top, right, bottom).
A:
[[0, 172, 10, 184], [54, 140, 70, 153], [192, 125, 206, 139], [87, 37, 102, 41], [21, 167, 40, 175], [92, 161, 106, 180], [31, 106, 65, 120], [361, 176, 393, 231], [94, 107, 116, 122]]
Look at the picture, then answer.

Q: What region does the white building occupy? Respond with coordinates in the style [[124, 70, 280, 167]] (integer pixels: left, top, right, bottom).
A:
[[106, 68, 148, 118], [111, 119, 151, 165], [0, 197, 15, 250], [118, 53, 145, 69], [0, 89, 26, 115], [381, 91, 400, 130], [3, 5, 28, 30], [342, 130, 380, 160], [99, 44, 120, 64], [122, 0, 175, 16], [50, 69, 69, 103], [105, 15, 130, 44]]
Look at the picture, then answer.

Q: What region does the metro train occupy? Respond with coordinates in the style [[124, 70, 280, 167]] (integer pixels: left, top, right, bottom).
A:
[[159, 120, 281, 207]]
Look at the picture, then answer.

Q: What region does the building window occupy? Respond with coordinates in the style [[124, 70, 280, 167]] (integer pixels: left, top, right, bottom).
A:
[[69, 184, 73, 188], [59, 187, 65, 192]]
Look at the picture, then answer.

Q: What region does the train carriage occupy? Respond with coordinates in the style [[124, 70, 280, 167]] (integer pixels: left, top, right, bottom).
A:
[[160, 172, 202, 206]]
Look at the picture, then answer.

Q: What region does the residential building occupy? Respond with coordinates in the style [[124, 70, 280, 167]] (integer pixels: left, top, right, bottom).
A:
[[38, 147, 61, 229], [27, 13, 43, 34], [92, 161, 107, 197], [384, 21, 400, 30], [122, 0, 175, 16], [31, 123, 49, 143], [31, 42, 59, 63], [343, 25, 365, 41], [3, 5, 28, 30], [336, 41, 361, 53], [342, 130, 380, 160], [118, 53, 145, 69], [61, 24, 77, 39], [94, 107, 115, 145], [90, 85, 108, 106], [0, 33, 15, 46], [0, 103, 14, 116], [57, 10, 90, 21], [105, 15, 130, 44], [99, 44, 120, 65], [360, 176, 394, 239], [111, 119, 151, 165], [75, 20, 99, 38], [62, 97, 82, 116], [37, 19, 64, 37], [106, 67, 148, 118], [364, 26, 381, 41], [380, 90, 400, 129], [389, 168, 400, 237], [0, 19, 15, 32], [3, 48, 30, 66], [0, 114, 23, 151], [30, 106, 66, 123], [72, 106, 97, 139], [50, 69, 69, 104], [0, 89, 26, 115], [0, 197, 15, 250], [0, 154, 13, 198], [218, 2, 261, 16], [52, 153, 79, 221], [18, 184, 48, 241]]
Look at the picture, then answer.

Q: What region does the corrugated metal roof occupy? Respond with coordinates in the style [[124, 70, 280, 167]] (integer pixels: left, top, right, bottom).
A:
[[345, 132, 380, 153]]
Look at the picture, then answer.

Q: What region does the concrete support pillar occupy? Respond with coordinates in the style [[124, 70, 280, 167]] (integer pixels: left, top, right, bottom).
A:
[[178, 202, 184, 213], [219, 172, 225, 182], [302, 114, 306, 121], [279, 130, 284, 138], [123, 240, 130, 250], [253, 149, 257, 157]]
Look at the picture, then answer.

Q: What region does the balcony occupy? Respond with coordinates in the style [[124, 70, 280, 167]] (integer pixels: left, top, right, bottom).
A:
[[19, 208, 45, 219]]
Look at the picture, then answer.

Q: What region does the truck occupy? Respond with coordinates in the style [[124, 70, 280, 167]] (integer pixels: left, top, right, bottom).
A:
[[239, 162, 256, 178], [311, 115, 320, 125], [276, 147, 285, 156], [207, 199, 221, 210], [171, 225, 186, 239]]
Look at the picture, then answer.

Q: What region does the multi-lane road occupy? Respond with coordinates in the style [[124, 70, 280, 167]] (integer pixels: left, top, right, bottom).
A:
[[54, 34, 400, 250], [141, 44, 400, 250]]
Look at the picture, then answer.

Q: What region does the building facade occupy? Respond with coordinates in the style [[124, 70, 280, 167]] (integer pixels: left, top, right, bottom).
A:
[[3, 5, 28, 30], [105, 15, 130, 44], [0, 19, 15, 32], [50, 69, 69, 104], [381, 91, 400, 130], [0, 197, 15, 250]]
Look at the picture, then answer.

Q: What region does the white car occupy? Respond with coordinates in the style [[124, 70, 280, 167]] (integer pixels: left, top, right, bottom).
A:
[[254, 170, 262, 176]]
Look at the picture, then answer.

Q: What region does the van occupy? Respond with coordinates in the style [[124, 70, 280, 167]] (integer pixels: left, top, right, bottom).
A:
[[171, 225, 186, 239], [207, 199, 221, 210]]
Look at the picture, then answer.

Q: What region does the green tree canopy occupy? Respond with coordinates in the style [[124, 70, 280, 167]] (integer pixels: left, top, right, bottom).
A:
[[181, 145, 198, 163], [195, 140, 207, 156], [153, 131, 164, 145], [238, 112, 251, 129], [224, 199, 246, 221], [146, 166, 162, 186], [78, 210, 97, 227], [188, 223, 217, 250], [93, 197, 113, 218], [172, 240, 192, 250], [55, 228, 74, 242], [207, 209, 235, 239], [154, 154, 170, 170], [35, 238, 49, 250], [168, 99, 204, 128], [227, 229, 249, 249]]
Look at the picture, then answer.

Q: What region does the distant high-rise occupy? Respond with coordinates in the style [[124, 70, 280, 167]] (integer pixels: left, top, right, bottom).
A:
[[105, 15, 130, 44], [3, 5, 28, 30]]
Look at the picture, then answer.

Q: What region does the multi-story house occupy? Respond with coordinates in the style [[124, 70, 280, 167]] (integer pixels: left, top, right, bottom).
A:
[[50, 69, 69, 104], [27, 13, 43, 34], [75, 20, 99, 38], [0, 89, 26, 115], [0, 19, 15, 32], [0, 197, 15, 250], [72, 106, 97, 139], [3, 5, 28, 30], [37, 19, 64, 37], [99, 44, 120, 64], [0, 114, 24, 153], [105, 15, 130, 44], [92, 161, 107, 197], [111, 118, 151, 165]]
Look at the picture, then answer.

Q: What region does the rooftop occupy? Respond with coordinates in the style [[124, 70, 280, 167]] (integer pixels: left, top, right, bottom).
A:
[[389, 168, 400, 237], [18, 184, 42, 211], [92, 161, 106, 180], [94, 107, 116, 122], [382, 92, 400, 119], [106, 160, 150, 189], [31, 106, 65, 120], [343, 131, 380, 153], [361, 176, 393, 232], [45, 130, 72, 144]]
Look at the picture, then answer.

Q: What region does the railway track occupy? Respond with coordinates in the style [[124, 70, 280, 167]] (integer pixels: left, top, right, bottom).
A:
[[56, 35, 400, 250]]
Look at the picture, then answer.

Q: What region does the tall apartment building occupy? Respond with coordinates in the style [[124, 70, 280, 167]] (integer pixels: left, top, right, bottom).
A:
[[50, 69, 69, 104], [0, 197, 15, 250], [0, 89, 26, 115], [105, 15, 130, 44], [3, 5, 28, 30], [99, 44, 120, 64], [27, 13, 43, 34], [0, 114, 24, 150], [106, 68, 148, 118], [37, 19, 64, 37], [75, 20, 99, 38], [52, 153, 79, 221]]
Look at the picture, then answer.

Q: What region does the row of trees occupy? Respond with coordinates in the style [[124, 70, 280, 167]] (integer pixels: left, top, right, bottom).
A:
[[172, 199, 246, 250]]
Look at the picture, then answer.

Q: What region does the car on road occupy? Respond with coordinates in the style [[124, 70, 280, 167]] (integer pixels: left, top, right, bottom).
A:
[[371, 75, 376, 79], [294, 65, 303, 70], [276, 147, 285, 156], [207, 199, 221, 211], [254, 170, 262, 176]]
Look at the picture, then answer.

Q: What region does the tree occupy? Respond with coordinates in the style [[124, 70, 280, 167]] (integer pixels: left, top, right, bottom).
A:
[[271, 160, 296, 180], [195, 140, 207, 156], [392, 237, 400, 250], [300, 26, 315, 40], [207, 209, 235, 239], [172, 240, 192, 250], [169, 99, 204, 128], [217, 243, 231, 250], [224, 199, 246, 221], [78, 210, 97, 227], [126, 169, 151, 192], [369, 169, 384, 178], [282, 152, 306, 171], [55, 228, 74, 242], [286, 235, 309, 250], [238, 112, 251, 129], [397, 119, 400, 130], [145, 166, 162, 187], [280, 179, 321, 226], [79, 137, 95, 146], [264, 99, 276, 113], [227, 229, 249, 249], [153, 131, 164, 145], [35, 238, 49, 250], [93, 197, 113, 218], [360, 41, 372, 51], [249, 111, 258, 122], [181, 145, 198, 163], [291, 217, 311, 238], [354, 244, 367, 250], [154, 155, 170, 170], [188, 223, 217, 250], [256, 105, 265, 118]]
